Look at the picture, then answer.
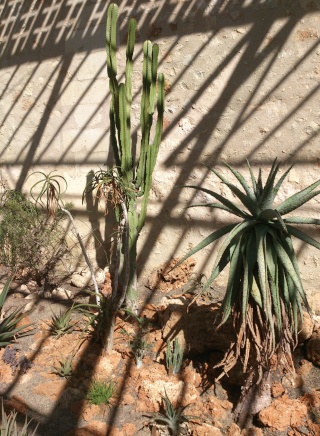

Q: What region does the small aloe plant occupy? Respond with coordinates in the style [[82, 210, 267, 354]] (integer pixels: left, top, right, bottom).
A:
[[177, 159, 320, 405], [53, 354, 74, 378], [29, 170, 67, 216], [145, 390, 198, 436], [0, 275, 32, 348], [166, 338, 183, 376], [1, 399, 38, 435], [47, 306, 75, 337]]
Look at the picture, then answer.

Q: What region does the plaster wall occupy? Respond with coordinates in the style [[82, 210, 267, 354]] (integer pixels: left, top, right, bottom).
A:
[[1, 1, 320, 306]]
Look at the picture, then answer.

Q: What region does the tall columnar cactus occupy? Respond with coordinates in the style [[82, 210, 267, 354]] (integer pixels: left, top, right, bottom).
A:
[[103, 3, 164, 337]]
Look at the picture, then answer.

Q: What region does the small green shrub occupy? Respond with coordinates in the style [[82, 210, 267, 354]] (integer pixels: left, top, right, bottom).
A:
[[0, 399, 38, 436], [87, 379, 116, 405], [166, 338, 183, 376], [0, 189, 68, 280]]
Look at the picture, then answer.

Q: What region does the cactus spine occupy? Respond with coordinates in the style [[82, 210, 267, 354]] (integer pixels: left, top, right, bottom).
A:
[[106, 4, 164, 314]]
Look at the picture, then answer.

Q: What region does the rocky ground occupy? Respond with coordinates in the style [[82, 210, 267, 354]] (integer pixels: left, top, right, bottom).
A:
[[1, 260, 320, 436]]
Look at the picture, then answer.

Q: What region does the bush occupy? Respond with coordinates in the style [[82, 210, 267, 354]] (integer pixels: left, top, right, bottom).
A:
[[0, 189, 68, 281]]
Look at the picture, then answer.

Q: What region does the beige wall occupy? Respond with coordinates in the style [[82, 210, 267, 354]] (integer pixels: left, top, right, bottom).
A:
[[1, 1, 320, 305]]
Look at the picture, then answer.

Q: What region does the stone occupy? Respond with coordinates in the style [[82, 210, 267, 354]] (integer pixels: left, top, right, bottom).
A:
[[71, 273, 90, 288], [51, 287, 74, 300], [33, 379, 66, 399], [24, 293, 37, 300], [81, 404, 100, 422], [226, 423, 241, 436], [193, 425, 223, 435], [271, 382, 285, 398], [71, 268, 104, 288], [258, 396, 308, 431], [121, 423, 136, 436], [19, 284, 30, 294]]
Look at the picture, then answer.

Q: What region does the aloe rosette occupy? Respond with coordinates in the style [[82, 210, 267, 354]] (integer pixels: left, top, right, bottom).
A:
[[0, 274, 31, 348], [178, 159, 320, 378]]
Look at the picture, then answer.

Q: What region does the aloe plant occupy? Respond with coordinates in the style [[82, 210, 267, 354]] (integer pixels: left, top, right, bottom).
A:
[[47, 306, 75, 337], [0, 275, 31, 348], [53, 354, 74, 378], [1, 399, 38, 436], [28, 171, 101, 305], [85, 3, 164, 353], [145, 390, 198, 436], [166, 338, 183, 376], [177, 159, 320, 421]]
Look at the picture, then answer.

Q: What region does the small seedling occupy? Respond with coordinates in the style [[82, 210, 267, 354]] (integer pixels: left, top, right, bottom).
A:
[[53, 354, 74, 378], [87, 379, 116, 405], [1, 399, 38, 435], [166, 338, 183, 376], [145, 390, 198, 436]]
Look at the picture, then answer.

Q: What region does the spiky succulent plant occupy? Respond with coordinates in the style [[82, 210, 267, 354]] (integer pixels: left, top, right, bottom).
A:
[[0, 275, 32, 348], [178, 159, 320, 379], [145, 390, 198, 436]]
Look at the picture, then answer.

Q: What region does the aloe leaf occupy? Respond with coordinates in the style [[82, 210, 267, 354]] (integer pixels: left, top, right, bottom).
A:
[[255, 226, 275, 343], [241, 235, 255, 319], [279, 232, 304, 290], [279, 265, 290, 310], [173, 223, 237, 271], [222, 161, 256, 202], [255, 225, 268, 306], [273, 164, 294, 198], [201, 248, 231, 292], [286, 224, 320, 250], [0, 274, 14, 309], [246, 159, 258, 196], [186, 202, 241, 215], [182, 185, 250, 218], [259, 209, 288, 233], [251, 275, 263, 307], [258, 160, 280, 210], [258, 209, 288, 233], [286, 274, 299, 333], [284, 217, 320, 225], [241, 233, 257, 321], [212, 221, 256, 275], [271, 236, 309, 308], [276, 179, 320, 215], [208, 167, 261, 217], [256, 168, 263, 199], [266, 241, 282, 332], [242, 253, 250, 324], [220, 239, 243, 325]]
